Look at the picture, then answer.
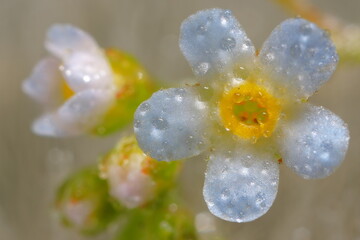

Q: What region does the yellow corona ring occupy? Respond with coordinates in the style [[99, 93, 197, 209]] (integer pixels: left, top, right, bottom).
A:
[[219, 81, 281, 140]]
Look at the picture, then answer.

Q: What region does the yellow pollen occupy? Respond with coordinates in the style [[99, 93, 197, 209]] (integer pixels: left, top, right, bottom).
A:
[[219, 82, 281, 140]]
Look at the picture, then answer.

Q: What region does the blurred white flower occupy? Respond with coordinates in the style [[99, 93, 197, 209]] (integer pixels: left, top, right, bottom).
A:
[[23, 25, 116, 137], [99, 136, 156, 208], [134, 9, 350, 222]]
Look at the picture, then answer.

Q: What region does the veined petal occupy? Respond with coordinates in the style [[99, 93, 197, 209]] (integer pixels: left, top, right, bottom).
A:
[[46, 24, 100, 59], [57, 89, 115, 134], [22, 57, 62, 108], [279, 104, 349, 179], [203, 142, 279, 222], [46, 24, 114, 92], [134, 88, 211, 161], [259, 18, 338, 100], [180, 9, 255, 79]]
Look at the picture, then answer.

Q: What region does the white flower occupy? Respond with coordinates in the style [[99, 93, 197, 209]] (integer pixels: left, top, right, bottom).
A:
[[134, 9, 350, 222], [99, 136, 156, 208], [23, 25, 116, 137]]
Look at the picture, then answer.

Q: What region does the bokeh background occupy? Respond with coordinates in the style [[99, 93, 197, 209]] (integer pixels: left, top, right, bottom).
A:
[[1, 0, 360, 239]]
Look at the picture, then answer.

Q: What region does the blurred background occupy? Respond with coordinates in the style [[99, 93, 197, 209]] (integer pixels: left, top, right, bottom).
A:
[[1, 0, 360, 239]]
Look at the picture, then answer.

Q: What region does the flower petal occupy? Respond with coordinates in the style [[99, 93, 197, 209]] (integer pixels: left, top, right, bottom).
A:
[[61, 52, 114, 92], [57, 89, 115, 133], [180, 9, 255, 78], [22, 57, 62, 108], [32, 88, 115, 137], [46, 24, 100, 59], [259, 18, 338, 99], [32, 114, 77, 137], [279, 104, 349, 179], [134, 88, 211, 161], [46, 24, 114, 92], [203, 143, 279, 222]]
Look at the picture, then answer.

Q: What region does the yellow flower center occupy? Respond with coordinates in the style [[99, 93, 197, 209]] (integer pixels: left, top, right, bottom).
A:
[[219, 81, 281, 140]]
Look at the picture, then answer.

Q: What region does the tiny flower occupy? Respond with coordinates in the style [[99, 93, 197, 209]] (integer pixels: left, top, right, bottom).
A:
[[23, 24, 154, 137], [55, 167, 117, 235], [134, 9, 350, 222], [99, 135, 180, 209]]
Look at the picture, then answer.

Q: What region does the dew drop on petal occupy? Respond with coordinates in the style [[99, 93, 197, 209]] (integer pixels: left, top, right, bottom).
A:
[[152, 118, 169, 130], [279, 104, 349, 179], [203, 144, 279, 222], [220, 37, 236, 51], [134, 88, 211, 161]]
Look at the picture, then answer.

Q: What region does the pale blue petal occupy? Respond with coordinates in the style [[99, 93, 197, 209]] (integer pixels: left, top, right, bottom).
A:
[[279, 104, 349, 179], [259, 18, 338, 99], [134, 88, 211, 161], [180, 9, 255, 79], [203, 143, 279, 222]]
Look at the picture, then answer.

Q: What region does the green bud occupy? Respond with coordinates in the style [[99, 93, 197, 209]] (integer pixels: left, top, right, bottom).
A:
[[55, 167, 118, 235]]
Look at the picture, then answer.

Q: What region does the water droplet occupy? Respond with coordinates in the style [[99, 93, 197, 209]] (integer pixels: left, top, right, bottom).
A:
[[240, 167, 249, 176], [221, 188, 230, 200], [266, 53, 275, 61], [194, 62, 210, 75], [220, 37, 236, 51], [134, 120, 141, 128], [152, 118, 168, 130], [256, 192, 265, 204], [224, 10, 232, 16], [241, 43, 249, 51], [290, 43, 302, 57], [175, 95, 183, 102], [221, 165, 229, 175], [197, 24, 207, 35], [139, 102, 150, 112], [300, 23, 313, 35]]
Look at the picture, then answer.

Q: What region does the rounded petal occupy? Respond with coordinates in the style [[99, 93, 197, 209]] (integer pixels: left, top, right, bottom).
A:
[[134, 88, 211, 161], [203, 143, 279, 222], [32, 88, 115, 137], [61, 52, 114, 92], [57, 89, 115, 133], [259, 18, 338, 99], [279, 104, 349, 179], [22, 57, 63, 108], [32, 114, 77, 137], [45, 24, 100, 59], [46, 24, 114, 92], [180, 9, 255, 78]]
